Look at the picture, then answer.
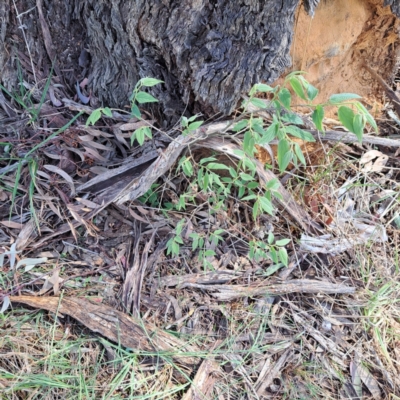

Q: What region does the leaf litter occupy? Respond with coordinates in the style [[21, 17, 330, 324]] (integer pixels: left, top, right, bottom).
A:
[[0, 72, 400, 399]]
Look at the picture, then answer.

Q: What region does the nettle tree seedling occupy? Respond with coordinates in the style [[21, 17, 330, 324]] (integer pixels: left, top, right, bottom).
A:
[[86, 77, 163, 146], [237, 71, 377, 172], [84, 73, 378, 270]]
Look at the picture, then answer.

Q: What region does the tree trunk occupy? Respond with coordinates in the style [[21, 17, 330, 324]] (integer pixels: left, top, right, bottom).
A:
[[0, 0, 399, 122]]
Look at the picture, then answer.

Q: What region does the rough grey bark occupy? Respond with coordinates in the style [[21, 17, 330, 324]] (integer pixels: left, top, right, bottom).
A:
[[0, 0, 399, 121]]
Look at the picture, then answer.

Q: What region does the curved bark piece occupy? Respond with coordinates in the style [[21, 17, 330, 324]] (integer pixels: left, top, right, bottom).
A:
[[9, 295, 200, 370]]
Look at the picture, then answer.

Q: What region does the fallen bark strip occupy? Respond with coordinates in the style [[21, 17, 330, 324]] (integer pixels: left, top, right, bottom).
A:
[[181, 359, 221, 400], [161, 270, 243, 287], [312, 130, 400, 147], [9, 295, 200, 370], [172, 279, 355, 301]]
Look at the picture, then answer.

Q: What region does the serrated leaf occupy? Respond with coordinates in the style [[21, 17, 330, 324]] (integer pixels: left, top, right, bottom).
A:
[[279, 88, 291, 109], [264, 263, 284, 276], [329, 93, 362, 104], [338, 106, 355, 133], [131, 103, 141, 119], [86, 109, 102, 126], [281, 113, 303, 125], [353, 114, 365, 143], [247, 181, 259, 189], [258, 122, 278, 144], [354, 102, 378, 132], [270, 247, 278, 263], [312, 105, 324, 132], [252, 200, 260, 220], [278, 247, 288, 266], [239, 172, 255, 181], [276, 238, 291, 246], [200, 156, 217, 164], [183, 160, 193, 176], [278, 146, 292, 173], [102, 107, 113, 117], [285, 125, 315, 142], [250, 97, 267, 109], [259, 196, 274, 215], [135, 91, 159, 104], [188, 121, 204, 131], [233, 119, 249, 132], [229, 167, 238, 178], [242, 194, 257, 201], [290, 77, 307, 100], [243, 130, 255, 155], [307, 84, 319, 101], [254, 83, 274, 93], [139, 77, 163, 87], [207, 162, 230, 170], [294, 143, 306, 166], [266, 178, 280, 190], [132, 126, 148, 146]]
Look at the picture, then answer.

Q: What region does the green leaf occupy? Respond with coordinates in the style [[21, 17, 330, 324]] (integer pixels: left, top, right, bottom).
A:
[[354, 102, 378, 132], [312, 105, 324, 132], [284, 125, 316, 142], [188, 121, 204, 131], [252, 200, 260, 220], [132, 126, 149, 146], [250, 97, 267, 109], [233, 119, 249, 132], [253, 83, 274, 93], [289, 77, 307, 100], [207, 162, 230, 170], [243, 130, 255, 155], [144, 126, 152, 139], [239, 172, 255, 181], [258, 123, 277, 145], [242, 194, 257, 201], [86, 109, 102, 126], [281, 113, 303, 125], [131, 103, 141, 119], [229, 167, 238, 178], [306, 84, 319, 101], [264, 263, 284, 277], [329, 93, 362, 104], [278, 88, 291, 109], [266, 178, 280, 191], [276, 238, 290, 246], [270, 247, 278, 263], [200, 156, 217, 164], [338, 106, 355, 132], [277, 139, 292, 173], [182, 160, 193, 176], [102, 107, 113, 117], [278, 247, 288, 266], [294, 143, 306, 166], [139, 78, 163, 87], [247, 181, 259, 189], [353, 114, 365, 143], [259, 196, 274, 215], [135, 91, 159, 104], [268, 232, 275, 245]]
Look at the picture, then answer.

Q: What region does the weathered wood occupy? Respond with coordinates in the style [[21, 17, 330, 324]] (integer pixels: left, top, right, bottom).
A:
[[1, 1, 399, 121], [9, 295, 200, 370], [0, 0, 400, 119]]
